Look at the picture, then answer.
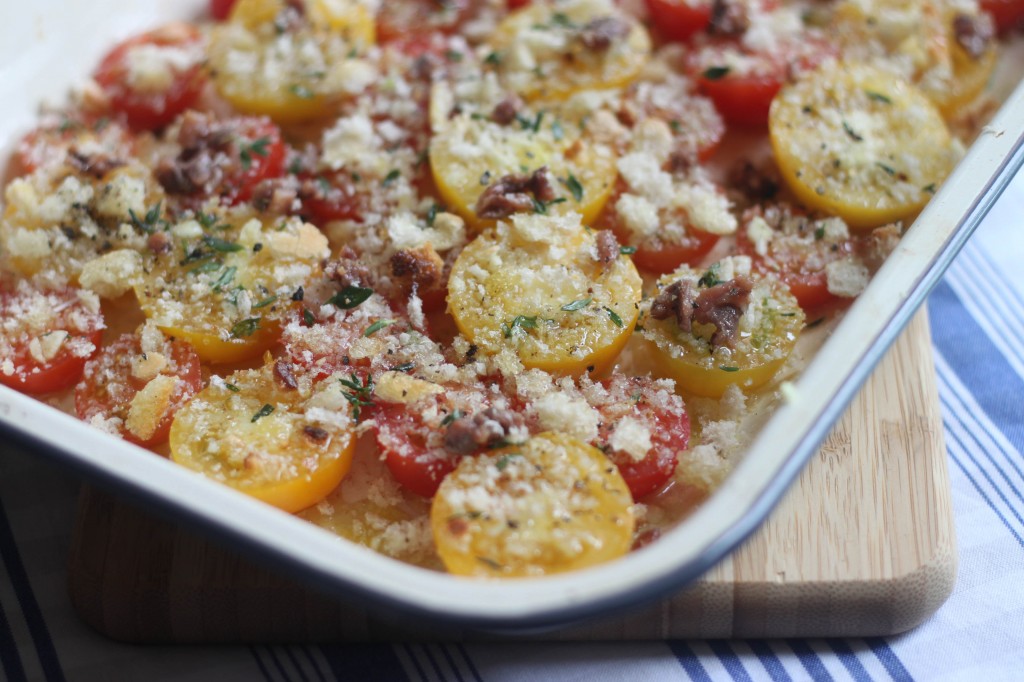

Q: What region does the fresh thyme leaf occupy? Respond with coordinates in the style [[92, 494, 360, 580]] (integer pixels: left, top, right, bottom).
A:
[[718, 366, 740, 372], [363, 318, 396, 337], [565, 173, 584, 202], [382, 169, 401, 186], [225, 383, 240, 393], [876, 162, 897, 176], [865, 90, 892, 104], [440, 409, 463, 427], [302, 308, 316, 326], [604, 307, 624, 327], [619, 245, 637, 255], [495, 453, 522, 471], [289, 84, 315, 99], [189, 260, 222, 275], [444, 49, 463, 62], [391, 361, 415, 373], [561, 297, 592, 312], [328, 285, 373, 309], [697, 263, 723, 288], [842, 120, 863, 142], [551, 119, 564, 140], [211, 265, 237, 291], [484, 51, 501, 66], [128, 201, 162, 234], [239, 136, 270, 170], [702, 66, 730, 80], [339, 372, 375, 421], [531, 196, 567, 214], [251, 404, 274, 422], [202, 235, 244, 253], [230, 317, 261, 338], [814, 226, 825, 240], [502, 315, 538, 338], [253, 294, 278, 309]]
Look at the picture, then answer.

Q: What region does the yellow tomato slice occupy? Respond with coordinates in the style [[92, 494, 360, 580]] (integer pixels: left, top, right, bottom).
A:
[[210, 0, 376, 123], [769, 61, 958, 229], [134, 213, 329, 364], [447, 212, 642, 376], [429, 100, 617, 231], [430, 431, 635, 577], [639, 258, 804, 398], [489, 0, 650, 102], [1, 164, 163, 283], [170, 363, 356, 513]]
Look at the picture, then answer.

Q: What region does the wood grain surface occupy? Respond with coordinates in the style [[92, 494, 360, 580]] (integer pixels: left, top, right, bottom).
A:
[[67, 311, 955, 642]]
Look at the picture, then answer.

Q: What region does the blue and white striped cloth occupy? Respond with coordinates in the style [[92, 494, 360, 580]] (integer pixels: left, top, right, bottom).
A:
[[1, 170, 1022, 681]]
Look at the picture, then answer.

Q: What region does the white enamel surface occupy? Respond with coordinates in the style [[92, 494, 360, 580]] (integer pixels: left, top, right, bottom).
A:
[[1, 1, 1022, 624]]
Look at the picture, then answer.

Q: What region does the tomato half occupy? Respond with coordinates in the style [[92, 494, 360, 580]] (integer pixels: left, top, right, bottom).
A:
[[75, 332, 202, 446], [299, 171, 368, 226], [980, 0, 1024, 34], [644, 0, 712, 43], [157, 113, 286, 206], [93, 23, 206, 131], [735, 206, 859, 313], [591, 375, 690, 500], [377, 402, 458, 498], [375, 0, 473, 44], [210, 0, 239, 20], [0, 286, 105, 394]]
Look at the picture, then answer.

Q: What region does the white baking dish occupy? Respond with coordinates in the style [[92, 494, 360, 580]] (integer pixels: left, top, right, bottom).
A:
[[2, 0, 1022, 629]]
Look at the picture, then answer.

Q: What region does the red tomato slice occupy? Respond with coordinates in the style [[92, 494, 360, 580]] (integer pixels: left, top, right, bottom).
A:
[[591, 374, 690, 500], [0, 286, 105, 395], [210, 0, 239, 21], [157, 113, 286, 207], [981, 0, 1024, 33], [697, 71, 783, 128], [75, 333, 202, 447], [93, 23, 206, 131], [14, 115, 133, 177], [378, 390, 527, 498], [375, 0, 474, 43], [300, 171, 368, 226], [735, 205, 858, 313], [377, 402, 459, 498], [644, 0, 712, 43]]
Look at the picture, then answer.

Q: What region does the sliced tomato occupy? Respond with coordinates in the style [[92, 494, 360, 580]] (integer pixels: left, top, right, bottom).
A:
[[736, 205, 861, 312], [981, 0, 1024, 33], [589, 374, 690, 500], [75, 332, 202, 447], [622, 225, 719, 275], [644, 0, 712, 43], [157, 113, 286, 206], [378, 389, 527, 498], [210, 0, 239, 20], [15, 115, 133, 176], [377, 402, 458, 498], [689, 15, 833, 128], [375, 0, 473, 44], [0, 286, 105, 394], [93, 23, 206, 131], [697, 71, 783, 128], [300, 171, 368, 226]]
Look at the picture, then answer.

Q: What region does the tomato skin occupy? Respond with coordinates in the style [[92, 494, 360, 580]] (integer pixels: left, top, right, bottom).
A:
[[378, 403, 457, 498], [75, 334, 202, 447], [93, 24, 206, 131], [698, 73, 782, 128], [645, 0, 712, 43], [300, 172, 367, 226], [0, 287, 105, 395], [620, 227, 720, 275], [210, 0, 239, 20], [159, 114, 286, 206], [375, 0, 472, 44], [591, 375, 690, 500], [981, 0, 1024, 33]]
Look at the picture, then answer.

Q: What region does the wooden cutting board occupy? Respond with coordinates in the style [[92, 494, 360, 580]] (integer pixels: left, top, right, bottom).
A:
[[67, 311, 954, 641]]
